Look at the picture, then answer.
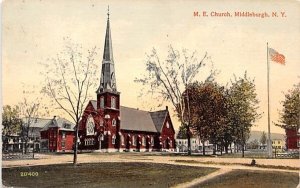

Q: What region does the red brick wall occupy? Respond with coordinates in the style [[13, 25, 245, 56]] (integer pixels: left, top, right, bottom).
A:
[[160, 114, 175, 149], [41, 127, 59, 152], [286, 128, 299, 150], [119, 130, 157, 151], [41, 128, 74, 152], [57, 131, 74, 151]]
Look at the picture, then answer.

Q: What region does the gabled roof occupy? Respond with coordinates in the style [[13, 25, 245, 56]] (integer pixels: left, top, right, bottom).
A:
[[120, 106, 158, 133], [87, 100, 169, 133], [150, 110, 168, 132], [22, 117, 52, 128], [41, 117, 75, 132], [90, 100, 97, 110]]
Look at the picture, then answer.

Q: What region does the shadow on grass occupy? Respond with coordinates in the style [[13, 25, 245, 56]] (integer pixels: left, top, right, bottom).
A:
[[173, 160, 299, 171], [2, 162, 218, 188], [193, 169, 299, 188]]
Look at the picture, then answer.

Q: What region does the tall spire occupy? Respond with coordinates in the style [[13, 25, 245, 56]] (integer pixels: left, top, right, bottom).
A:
[[103, 5, 113, 61], [97, 7, 117, 94]]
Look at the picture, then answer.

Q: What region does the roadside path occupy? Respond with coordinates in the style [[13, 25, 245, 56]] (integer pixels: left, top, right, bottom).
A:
[[172, 168, 232, 188], [2, 153, 299, 174]]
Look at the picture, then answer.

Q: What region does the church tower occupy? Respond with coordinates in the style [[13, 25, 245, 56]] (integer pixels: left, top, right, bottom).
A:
[[96, 8, 120, 151]]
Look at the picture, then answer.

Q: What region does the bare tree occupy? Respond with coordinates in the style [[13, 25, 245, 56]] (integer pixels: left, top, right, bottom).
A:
[[135, 45, 215, 155], [19, 86, 47, 155], [41, 40, 99, 165]]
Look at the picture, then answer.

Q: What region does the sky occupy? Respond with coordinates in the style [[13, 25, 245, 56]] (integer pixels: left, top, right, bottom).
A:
[[2, 0, 300, 134]]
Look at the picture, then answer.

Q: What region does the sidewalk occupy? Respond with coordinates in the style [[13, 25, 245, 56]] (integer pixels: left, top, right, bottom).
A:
[[2, 153, 299, 171]]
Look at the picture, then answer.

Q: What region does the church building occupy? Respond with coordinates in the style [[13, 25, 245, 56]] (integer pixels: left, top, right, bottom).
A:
[[78, 11, 175, 152]]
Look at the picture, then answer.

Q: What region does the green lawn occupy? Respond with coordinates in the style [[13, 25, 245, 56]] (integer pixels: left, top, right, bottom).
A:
[[2, 162, 217, 188], [194, 169, 299, 188]]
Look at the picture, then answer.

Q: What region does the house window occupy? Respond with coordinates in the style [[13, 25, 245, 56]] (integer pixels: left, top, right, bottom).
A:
[[100, 97, 104, 108], [170, 140, 172, 147], [100, 119, 104, 127], [112, 135, 116, 145], [121, 135, 125, 145], [142, 136, 146, 146], [111, 97, 116, 109], [84, 138, 94, 146], [112, 118, 116, 127], [151, 136, 154, 146], [62, 132, 66, 139], [61, 141, 65, 148], [86, 115, 95, 136], [132, 135, 136, 146], [166, 122, 170, 128]]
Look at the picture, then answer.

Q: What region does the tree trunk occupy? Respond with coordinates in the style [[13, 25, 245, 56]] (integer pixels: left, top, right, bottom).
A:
[[242, 144, 245, 157], [233, 142, 236, 153], [224, 142, 229, 154], [202, 141, 205, 156], [25, 140, 28, 154], [186, 125, 191, 155], [73, 122, 79, 165], [213, 143, 216, 155]]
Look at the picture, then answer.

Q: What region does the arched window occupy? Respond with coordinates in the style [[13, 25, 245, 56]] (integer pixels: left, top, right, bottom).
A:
[[111, 96, 116, 109], [166, 122, 170, 128], [100, 97, 104, 109], [112, 118, 116, 126], [121, 135, 125, 145], [132, 135, 136, 146], [86, 115, 95, 136], [142, 136, 146, 146], [151, 136, 154, 146], [112, 135, 116, 145]]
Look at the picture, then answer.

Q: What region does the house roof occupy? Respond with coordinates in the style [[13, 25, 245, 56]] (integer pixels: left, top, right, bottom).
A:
[[91, 100, 97, 110], [41, 117, 75, 132], [88, 100, 169, 133], [150, 110, 168, 132], [120, 106, 158, 133], [247, 131, 285, 143], [22, 117, 52, 128]]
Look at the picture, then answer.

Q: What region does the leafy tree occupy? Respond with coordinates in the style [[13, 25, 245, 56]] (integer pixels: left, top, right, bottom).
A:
[[260, 131, 267, 145], [176, 125, 187, 139], [226, 72, 261, 157], [275, 82, 300, 130], [247, 139, 259, 149], [2, 105, 22, 136], [187, 81, 227, 155], [135, 45, 215, 155], [41, 40, 98, 165]]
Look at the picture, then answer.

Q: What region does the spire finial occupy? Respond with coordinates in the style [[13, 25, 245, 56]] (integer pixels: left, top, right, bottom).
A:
[[107, 5, 110, 19]]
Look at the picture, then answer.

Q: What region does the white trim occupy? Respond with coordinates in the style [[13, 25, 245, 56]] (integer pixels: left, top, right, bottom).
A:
[[100, 97, 104, 109], [111, 96, 116, 109], [86, 115, 95, 136]]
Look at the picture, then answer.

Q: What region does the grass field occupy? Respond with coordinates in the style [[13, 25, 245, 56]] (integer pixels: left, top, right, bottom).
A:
[[2, 162, 217, 188], [173, 159, 299, 171], [194, 169, 299, 188]]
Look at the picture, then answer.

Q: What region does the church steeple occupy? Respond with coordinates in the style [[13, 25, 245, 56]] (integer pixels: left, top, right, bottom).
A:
[[97, 7, 117, 94]]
